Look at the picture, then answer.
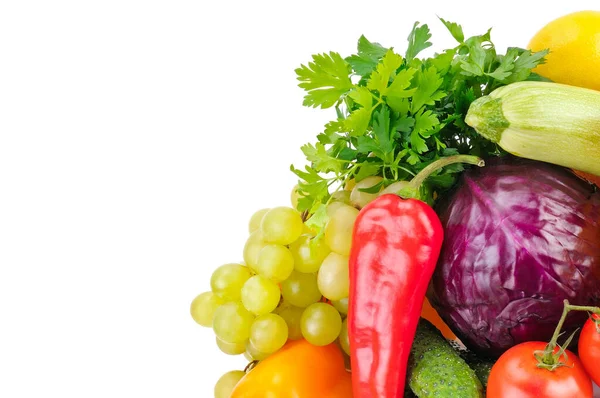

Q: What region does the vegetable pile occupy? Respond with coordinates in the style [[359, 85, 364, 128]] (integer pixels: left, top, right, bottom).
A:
[[191, 11, 600, 398]]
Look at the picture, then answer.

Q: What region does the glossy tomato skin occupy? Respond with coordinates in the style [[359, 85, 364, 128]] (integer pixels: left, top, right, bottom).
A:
[[487, 341, 592, 398], [579, 314, 600, 386], [230, 339, 352, 398]]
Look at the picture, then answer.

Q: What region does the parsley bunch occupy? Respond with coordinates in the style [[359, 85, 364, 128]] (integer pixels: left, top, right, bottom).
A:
[[290, 18, 548, 228]]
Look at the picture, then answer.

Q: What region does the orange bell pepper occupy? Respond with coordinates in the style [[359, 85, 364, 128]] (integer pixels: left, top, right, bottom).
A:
[[230, 339, 352, 398]]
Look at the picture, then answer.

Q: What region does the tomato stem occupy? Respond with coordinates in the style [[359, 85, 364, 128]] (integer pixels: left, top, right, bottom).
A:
[[537, 300, 600, 369], [564, 303, 600, 315]]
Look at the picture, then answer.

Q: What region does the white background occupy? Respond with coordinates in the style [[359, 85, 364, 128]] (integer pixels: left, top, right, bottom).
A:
[[1, 1, 599, 397]]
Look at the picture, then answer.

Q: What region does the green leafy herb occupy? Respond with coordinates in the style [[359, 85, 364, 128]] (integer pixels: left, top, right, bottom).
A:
[[406, 22, 433, 62], [295, 52, 354, 108], [291, 17, 548, 231], [346, 35, 389, 78]]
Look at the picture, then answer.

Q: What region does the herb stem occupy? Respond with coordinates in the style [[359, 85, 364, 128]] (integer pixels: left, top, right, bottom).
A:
[[325, 162, 360, 207], [396, 165, 416, 177]]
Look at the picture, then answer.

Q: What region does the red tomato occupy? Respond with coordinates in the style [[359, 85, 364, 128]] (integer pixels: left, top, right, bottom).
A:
[[579, 314, 600, 386], [487, 341, 592, 398]]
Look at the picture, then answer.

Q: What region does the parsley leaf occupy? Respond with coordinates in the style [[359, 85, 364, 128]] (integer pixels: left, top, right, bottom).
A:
[[505, 47, 549, 83], [292, 17, 549, 234], [411, 66, 444, 112], [301, 143, 342, 173], [406, 149, 422, 165], [290, 165, 329, 211], [367, 49, 404, 95], [373, 106, 394, 156], [413, 109, 440, 138], [344, 107, 372, 136], [410, 130, 428, 154], [394, 115, 415, 133], [295, 52, 353, 108], [387, 68, 417, 100], [346, 35, 388, 77], [406, 22, 432, 62], [487, 48, 517, 81], [460, 36, 488, 76], [427, 49, 456, 74], [305, 202, 329, 241], [526, 72, 553, 82], [317, 120, 345, 144], [354, 162, 381, 182], [438, 17, 464, 43], [348, 86, 373, 108]]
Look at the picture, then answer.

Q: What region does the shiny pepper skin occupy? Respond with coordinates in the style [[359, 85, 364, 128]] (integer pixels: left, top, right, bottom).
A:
[[348, 193, 444, 398], [229, 339, 353, 398]]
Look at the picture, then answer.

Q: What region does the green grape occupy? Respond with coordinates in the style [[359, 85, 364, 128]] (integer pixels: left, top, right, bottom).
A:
[[213, 302, 255, 344], [245, 340, 271, 361], [344, 178, 356, 192], [210, 263, 252, 301], [216, 337, 246, 355], [214, 370, 245, 398], [302, 223, 317, 236], [280, 271, 322, 308], [255, 244, 294, 282], [326, 201, 348, 217], [243, 230, 267, 271], [241, 275, 281, 315], [249, 313, 289, 354], [243, 351, 254, 362], [190, 291, 223, 327], [288, 234, 330, 274], [350, 176, 383, 208], [248, 208, 270, 233], [324, 204, 359, 256], [332, 297, 349, 315], [380, 180, 410, 196], [300, 302, 342, 346], [317, 252, 349, 301], [330, 190, 351, 204], [260, 206, 304, 245], [277, 305, 304, 340], [339, 318, 351, 355]]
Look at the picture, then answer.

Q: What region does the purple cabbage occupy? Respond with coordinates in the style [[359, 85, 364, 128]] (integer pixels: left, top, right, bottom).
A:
[[428, 156, 600, 358]]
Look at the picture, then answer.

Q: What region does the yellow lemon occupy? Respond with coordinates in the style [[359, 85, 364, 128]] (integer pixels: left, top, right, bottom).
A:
[[528, 10, 600, 91]]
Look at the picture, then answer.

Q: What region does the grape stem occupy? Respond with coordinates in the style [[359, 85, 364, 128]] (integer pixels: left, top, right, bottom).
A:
[[244, 360, 259, 373]]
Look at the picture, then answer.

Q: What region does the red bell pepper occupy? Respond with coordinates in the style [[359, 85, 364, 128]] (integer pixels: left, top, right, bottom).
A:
[[347, 155, 484, 398]]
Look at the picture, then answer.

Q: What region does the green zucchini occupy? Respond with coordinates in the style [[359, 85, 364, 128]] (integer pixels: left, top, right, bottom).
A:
[[465, 81, 600, 176]]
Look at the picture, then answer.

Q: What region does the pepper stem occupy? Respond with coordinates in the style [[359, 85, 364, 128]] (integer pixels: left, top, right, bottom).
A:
[[398, 155, 485, 199]]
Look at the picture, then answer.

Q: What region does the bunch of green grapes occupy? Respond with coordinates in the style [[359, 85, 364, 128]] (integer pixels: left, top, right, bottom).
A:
[[191, 180, 385, 397]]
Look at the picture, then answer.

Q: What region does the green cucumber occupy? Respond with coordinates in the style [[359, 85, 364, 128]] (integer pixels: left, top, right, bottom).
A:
[[448, 341, 495, 392], [407, 319, 483, 397], [458, 350, 494, 391]]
